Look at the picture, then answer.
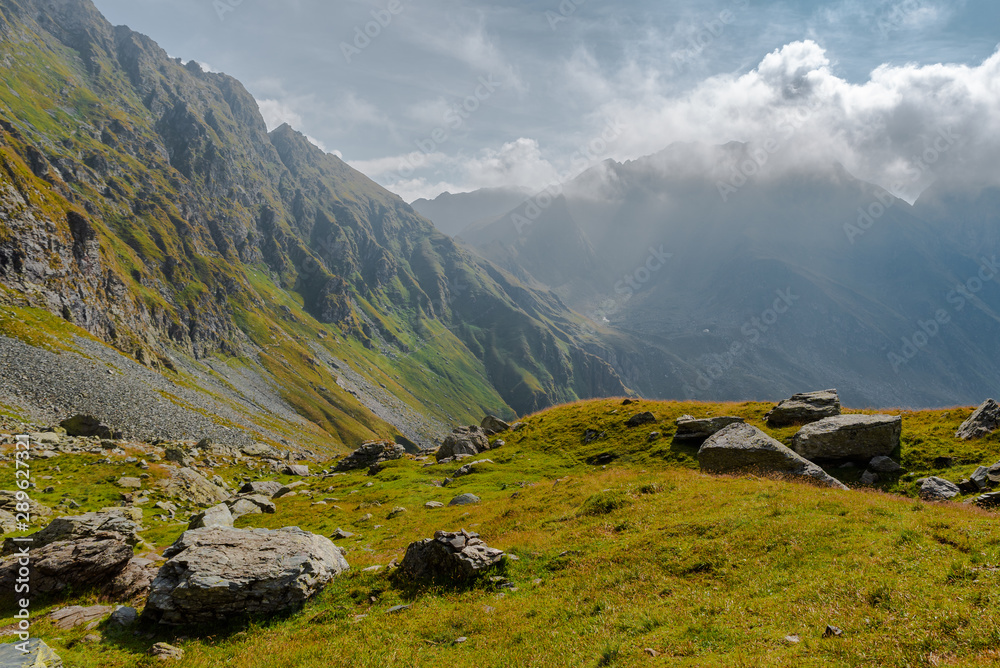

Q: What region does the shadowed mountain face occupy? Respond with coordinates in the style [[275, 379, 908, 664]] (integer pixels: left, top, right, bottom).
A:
[[0, 0, 629, 439], [410, 186, 533, 238], [431, 143, 1000, 408]]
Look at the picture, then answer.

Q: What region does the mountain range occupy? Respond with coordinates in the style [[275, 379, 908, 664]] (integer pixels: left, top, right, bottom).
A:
[[417, 142, 1000, 408], [0, 0, 628, 450]]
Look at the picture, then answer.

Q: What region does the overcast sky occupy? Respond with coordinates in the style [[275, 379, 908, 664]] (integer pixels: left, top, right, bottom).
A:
[[91, 0, 1000, 202]]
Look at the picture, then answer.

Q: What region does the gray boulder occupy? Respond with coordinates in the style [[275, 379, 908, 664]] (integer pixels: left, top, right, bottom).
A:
[[481, 415, 510, 435], [2, 512, 141, 556], [188, 502, 233, 530], [766, 390, 842, 427], [109, 605, 139, 627], [239, 480, 284, 497], [158, 467, 230, 507], [105, 556, 159, 601], [60, 414, 117, 439], [955, 399, 1000, 440], [0, 532, 133, 595], [673, 415, 745, 444], [400, 530, 504, 581], [227, 494, 276, 519], [920, 477, 960, 501], [792, 414, 901, 461], [143, 526, 349, 625], [334, 441, 406, 472], [698, 423, 848, 490], [436, 427, 490, 462], [868, 456, 902, 473], [282, 464, 310, 477], [240, 442, 283, 460], [0, 639, 63, 667], [626, 412, 657, 427], [448, 493, 481, 506]]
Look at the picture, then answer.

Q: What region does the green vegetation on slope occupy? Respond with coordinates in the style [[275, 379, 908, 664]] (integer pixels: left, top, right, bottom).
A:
[[2, 398, 999, 667]]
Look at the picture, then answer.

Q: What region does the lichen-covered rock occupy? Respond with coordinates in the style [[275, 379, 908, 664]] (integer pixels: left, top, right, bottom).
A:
[[792, 414, 901, 461], [699, 423, 847, 490], [334, 441, 406, 472], [400, 530, 504, 581], [143, 527, 349, 625], [955, 399, 1000, 440], [436, 427, 490, 462], [626, 412, 657, 427], [0, 638, 63, 666], [766, 390, 842, 427], [188, 503, 233, 529]]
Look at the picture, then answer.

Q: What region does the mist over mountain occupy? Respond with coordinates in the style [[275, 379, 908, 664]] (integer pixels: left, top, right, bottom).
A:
[[410, 186, 533, 238], [418, 142, 1000, 408]]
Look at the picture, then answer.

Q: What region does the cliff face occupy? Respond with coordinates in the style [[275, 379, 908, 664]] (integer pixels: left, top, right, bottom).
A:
[[0, 0, 628, 427]]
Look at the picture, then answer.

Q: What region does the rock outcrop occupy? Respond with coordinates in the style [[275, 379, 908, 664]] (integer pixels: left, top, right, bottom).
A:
[[334, 441, 405, 472], [143, 527, 349, 625], [698, 423, 848, 490], [791, 414, 901, 460], [955, 399, 1000, 440], [0, 532, 133, 595], [481, 415, 510, 435], [2, 512, 141, 556], [0, 639, 63, 667], [188, 502, 234, 529], [673, 415, 745, 444], [766, 390, 842, 427], [158, 467, 230, 507], [436, 427, 491, 462], [400, 530, 504, 581]]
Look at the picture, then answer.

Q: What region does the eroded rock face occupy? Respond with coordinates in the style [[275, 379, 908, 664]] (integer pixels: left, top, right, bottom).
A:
[[143, 527, 349, 625], [2, 512, 141, 556], [400, 530, 504, 581], [673, 415, 745, 444], [698, 423, 848, 490], [955, 399, 1000, 440], [334, 441, 406, 472], [791, 414, 902, 461], [436, 427, 490, 462], [766, 390, 842, 427], [0, 532, 133, 595]]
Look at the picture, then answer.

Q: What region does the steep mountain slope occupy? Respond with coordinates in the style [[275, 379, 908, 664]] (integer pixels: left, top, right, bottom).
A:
[[443, 143, 1000, 408], [0, 0, 628, 447]]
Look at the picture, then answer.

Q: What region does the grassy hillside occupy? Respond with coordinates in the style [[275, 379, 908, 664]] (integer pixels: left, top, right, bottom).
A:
[[3, 398, 999, 667]]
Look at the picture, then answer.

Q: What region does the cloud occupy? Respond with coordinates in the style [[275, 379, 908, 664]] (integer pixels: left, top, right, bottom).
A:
[[588, 40, 1000, 201]]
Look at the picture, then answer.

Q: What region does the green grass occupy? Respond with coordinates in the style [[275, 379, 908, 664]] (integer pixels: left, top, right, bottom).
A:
[[3, 398, 1000, 666]]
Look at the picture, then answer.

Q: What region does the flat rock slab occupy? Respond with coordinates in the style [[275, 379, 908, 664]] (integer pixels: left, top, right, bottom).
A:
[[0, 638, 63, 667], [698, 423, 847, 490], [143, 526, 349, 625], [766, 390, 842, 427], [792, 414, 901, 461], [956, 399, 1000, 440], [673, 416, 745, 444], [49, 605, 114, 630]]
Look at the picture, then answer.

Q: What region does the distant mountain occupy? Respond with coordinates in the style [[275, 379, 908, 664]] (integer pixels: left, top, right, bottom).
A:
[[0, 0, 629, 448], [453, 142, 1000, 408], [410, 186, 533, 238]]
